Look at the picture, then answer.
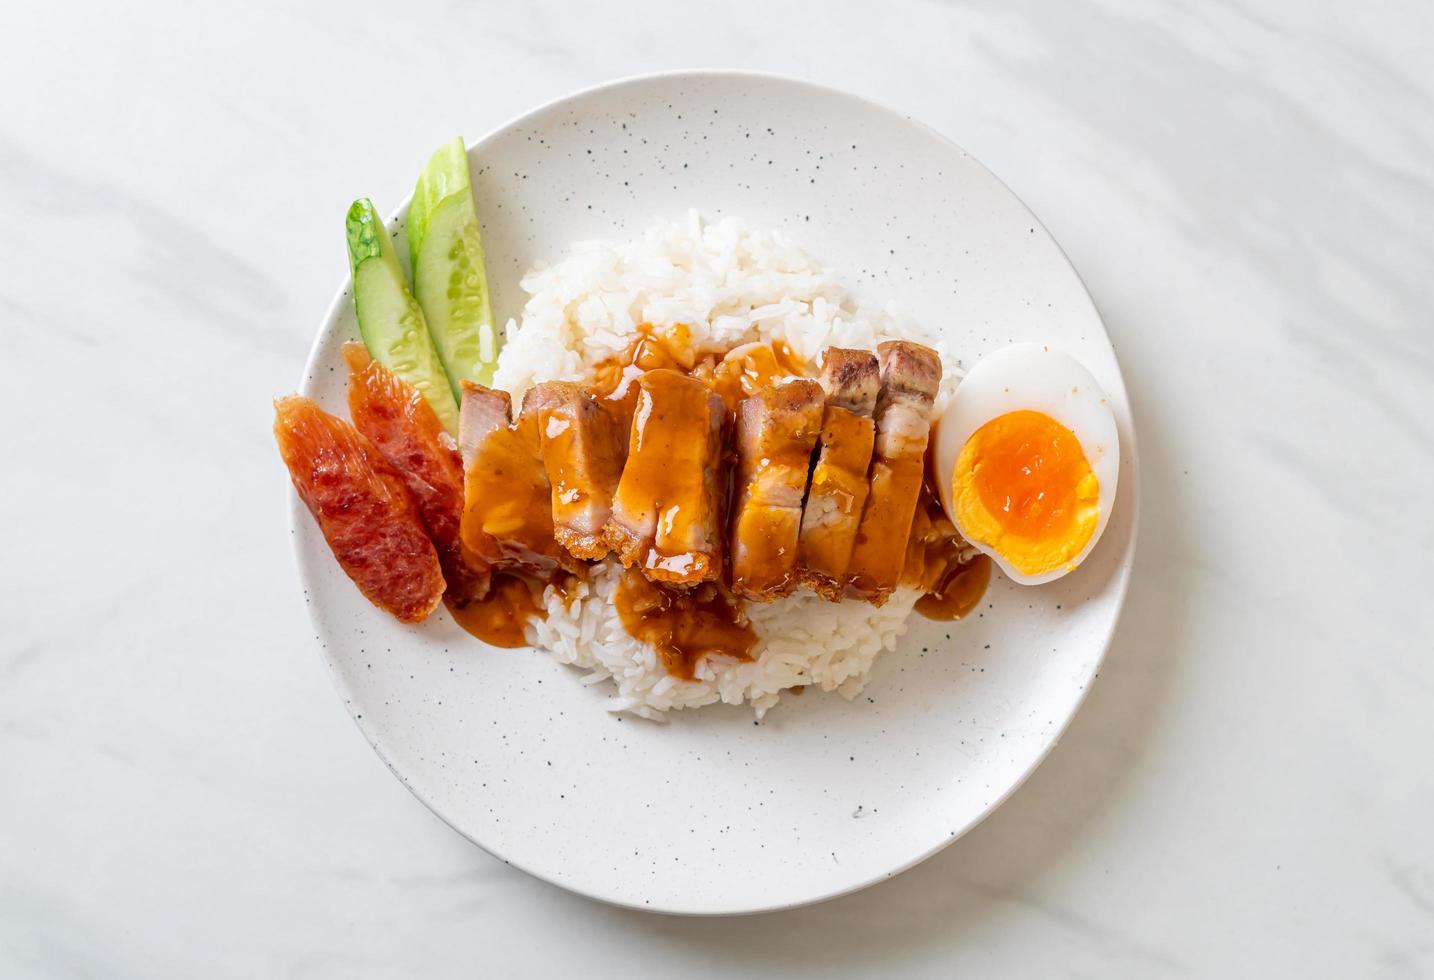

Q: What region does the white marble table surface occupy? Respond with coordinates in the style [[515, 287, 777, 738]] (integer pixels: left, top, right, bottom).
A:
[[3, 0, 1431, 975]]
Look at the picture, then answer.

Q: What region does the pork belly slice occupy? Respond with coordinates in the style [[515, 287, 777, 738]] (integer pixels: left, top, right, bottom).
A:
[[815, 346, 881, 415], [844, 341, 943, 604], [796, 348, 879, 600], [458, 382, 513, 468], [603, 369, 725, 585], [458, 381, 571, 573], [523, 381, 623, 561], [730, 380, 825, 601]]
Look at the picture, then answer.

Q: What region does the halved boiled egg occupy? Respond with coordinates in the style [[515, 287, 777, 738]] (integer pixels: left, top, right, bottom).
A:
[[935, 344, 1119, 586]]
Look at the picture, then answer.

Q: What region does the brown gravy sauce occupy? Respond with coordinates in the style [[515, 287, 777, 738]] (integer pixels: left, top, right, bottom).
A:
[[904, 421, 991, 621], [613, 567, 757, 680], [914, 553, 991, 620], [618, 368, 723, 582], [592, 324, 808, 421], [459, 408, 563, 569], [447, 573, 546, 648], [704, 339, 808, 413], [448, 570, 586, 647]]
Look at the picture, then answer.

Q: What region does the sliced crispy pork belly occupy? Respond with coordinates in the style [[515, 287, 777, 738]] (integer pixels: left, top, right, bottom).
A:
[[729, 380, 825, 601], [524, 381, 624, 561], [815, 347, 881, 416], [796, 348, 879, 600], [844, 341, 942, 604], [458, 381, 571, 573], [603, 369, 725, 586], [458, 383, 513, 469]]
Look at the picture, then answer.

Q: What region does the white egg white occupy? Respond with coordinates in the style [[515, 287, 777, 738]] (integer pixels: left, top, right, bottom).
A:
[[934, 343, 1119, 585]]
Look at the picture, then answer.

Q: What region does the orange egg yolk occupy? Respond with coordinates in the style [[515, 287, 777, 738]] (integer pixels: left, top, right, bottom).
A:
[[953, 410, 1100, 577]]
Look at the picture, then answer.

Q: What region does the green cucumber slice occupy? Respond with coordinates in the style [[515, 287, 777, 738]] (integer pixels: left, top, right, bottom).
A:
[[345, 198, 460, 435], [409, 137, 499, 392]]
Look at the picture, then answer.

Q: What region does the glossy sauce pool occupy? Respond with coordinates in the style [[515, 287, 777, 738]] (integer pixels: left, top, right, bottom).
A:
[[446, 574, 545, 648], [446, 570, 584, 647], [905, 421, 991, 621], [914, 553, 991, 620]]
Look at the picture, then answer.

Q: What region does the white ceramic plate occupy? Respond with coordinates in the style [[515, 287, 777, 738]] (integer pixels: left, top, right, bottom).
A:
[[291, 71, 1138, 915]]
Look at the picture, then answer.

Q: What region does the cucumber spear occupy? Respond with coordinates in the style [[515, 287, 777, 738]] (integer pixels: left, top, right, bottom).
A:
[[407, 137, 499, 394], [345, 198, 460, 435]]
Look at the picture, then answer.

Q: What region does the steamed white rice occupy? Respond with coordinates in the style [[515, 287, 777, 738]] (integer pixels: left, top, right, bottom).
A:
[[492, 213, 960, 720]]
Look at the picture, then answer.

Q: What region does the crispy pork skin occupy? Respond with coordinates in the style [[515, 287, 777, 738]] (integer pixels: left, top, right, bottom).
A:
[[796, 348, 880, 599], [525, 382, 624, 561], [730, 379, 825, 600], [844, 341, 942, 603]]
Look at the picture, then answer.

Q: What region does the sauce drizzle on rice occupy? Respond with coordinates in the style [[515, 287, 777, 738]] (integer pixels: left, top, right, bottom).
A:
[[614, 567, 757, 680], [448, 570, 588, 647], [591, 324, 808, 422]]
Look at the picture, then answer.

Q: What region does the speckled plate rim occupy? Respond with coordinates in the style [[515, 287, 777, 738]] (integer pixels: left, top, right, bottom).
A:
[[288, 68, 1141, 916]]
